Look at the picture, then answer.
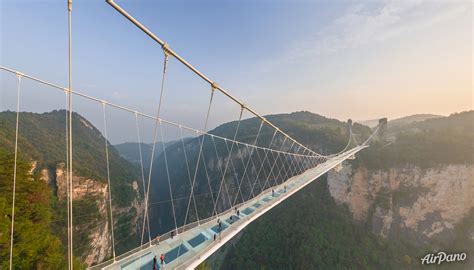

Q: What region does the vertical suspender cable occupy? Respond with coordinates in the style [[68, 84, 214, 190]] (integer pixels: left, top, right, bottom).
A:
[[232, 121, 263, 207], [248, 130, 277, 200], [179, 127, 201, 225], [183, 86, 215, 228], [142, 50, 169, 243], [210, 135, 233, 215], [274, 142, 295, 185], [159, 120, 178, 233], [64, 90, 70, 270], [222, 138, 245, 204], [67, 0, 74, 268], [263, 136, 287, 190], [212, 108, 244, 217], [102, 103, 116, 261], [135, 113, 151, 247], [8, 74, 21, 270]]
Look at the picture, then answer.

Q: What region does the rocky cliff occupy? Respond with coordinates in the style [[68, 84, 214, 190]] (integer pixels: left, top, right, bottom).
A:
[[37, 162, 145, 266], [328, 163, 474, 246]]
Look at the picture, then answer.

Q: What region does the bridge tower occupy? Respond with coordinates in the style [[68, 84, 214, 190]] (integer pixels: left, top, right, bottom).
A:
[[378, 118, 388, 142]]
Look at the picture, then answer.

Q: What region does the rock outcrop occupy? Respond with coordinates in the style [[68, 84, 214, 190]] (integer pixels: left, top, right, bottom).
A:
[[328, 163, 474, 245]]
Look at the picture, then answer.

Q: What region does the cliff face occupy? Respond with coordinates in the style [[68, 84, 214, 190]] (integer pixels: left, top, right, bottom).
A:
[[39, 163, 144, 266], [327, 163, 474, 245]]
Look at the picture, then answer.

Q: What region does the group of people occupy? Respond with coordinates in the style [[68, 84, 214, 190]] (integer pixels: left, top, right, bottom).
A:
[[234, 207, 240, 216], [213, 218, 223, 241], [150, 185, 291, 269]]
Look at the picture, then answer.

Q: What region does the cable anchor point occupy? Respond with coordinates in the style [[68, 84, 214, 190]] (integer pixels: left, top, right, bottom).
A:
[[162, 43, 171, 57], [211, 82, 219, 91]]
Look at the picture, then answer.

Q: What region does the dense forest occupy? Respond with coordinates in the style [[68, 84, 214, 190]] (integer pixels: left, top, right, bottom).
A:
[[0, 149, 71, 269]]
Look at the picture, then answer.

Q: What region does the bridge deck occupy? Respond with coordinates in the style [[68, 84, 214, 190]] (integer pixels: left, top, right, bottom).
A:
[[99, 146, 366, 270]]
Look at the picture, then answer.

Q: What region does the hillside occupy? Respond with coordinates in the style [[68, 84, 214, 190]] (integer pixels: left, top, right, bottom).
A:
[[388, 113, 443, 127], [145, 111, 372, 238], [357, 113, 443, 128], [354, 111, 474, 169], [0, 110, 143, 267], [217, 111, 474, 269], [115, 142, 154, 167], [114, 139, 190, 168]]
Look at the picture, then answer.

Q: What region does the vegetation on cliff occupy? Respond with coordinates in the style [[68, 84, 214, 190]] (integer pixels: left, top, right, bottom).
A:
[[0, 149, 71, 269]]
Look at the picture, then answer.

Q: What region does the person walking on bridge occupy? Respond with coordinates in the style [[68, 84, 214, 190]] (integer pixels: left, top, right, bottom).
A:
[[153, 256, 157, 270], [160, 253, 165, 267]]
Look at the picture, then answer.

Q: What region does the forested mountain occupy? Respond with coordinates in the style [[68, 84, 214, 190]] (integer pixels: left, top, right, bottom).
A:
[[145, 111, 371, 238], [0, 110, 143, 268], [215, 111, 474, 270], [355, 111, 474, 169], [115, 142, 154, 167], [387, 113, 443, 128], [115, 139, 191, 168], [2, 109, 471, 269]]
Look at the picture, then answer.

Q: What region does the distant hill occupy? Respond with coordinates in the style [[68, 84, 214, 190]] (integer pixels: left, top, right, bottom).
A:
[[115, 142, 153, 166], [115, 138, 193, 169], [357, 114, 444, 128], [355, 110, 474, 169], [388, 113, 443, 127]]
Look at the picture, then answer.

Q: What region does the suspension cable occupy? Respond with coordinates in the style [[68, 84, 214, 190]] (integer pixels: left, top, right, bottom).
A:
[[250, 141, 269, 197], [183, 85, 215, 229], [67, 1, 74, 268], [232, 121, 263, 207], [222, 137, 245, 205], [102, 103, 116, 261], [142, 50, 170, 241], [196, 134, 216, 218], [135, 113, 151, 248], [263, 136, 288, 190], [159, 120, 179, 233], [212, 107, 244, 218], [274, 141, 295, 185], [64, 88, 71, 270], [209, 135, 233, 215], [248, 130, 277, 200], [8, 74, 21, 270], [0, 66, 317, 160], [179, 127, 201, 225], [106, 0, 321, 157]]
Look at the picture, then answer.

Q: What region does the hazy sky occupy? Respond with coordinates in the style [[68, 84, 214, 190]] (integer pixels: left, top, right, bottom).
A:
[[1, 0, 472, 143]]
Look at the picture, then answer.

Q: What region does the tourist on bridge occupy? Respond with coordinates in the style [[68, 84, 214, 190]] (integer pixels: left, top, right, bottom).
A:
[[160, 253, 165, 266], [272, 189, 275, 196], [237, 209, 240, 216], [153, 256, 157, 270]]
